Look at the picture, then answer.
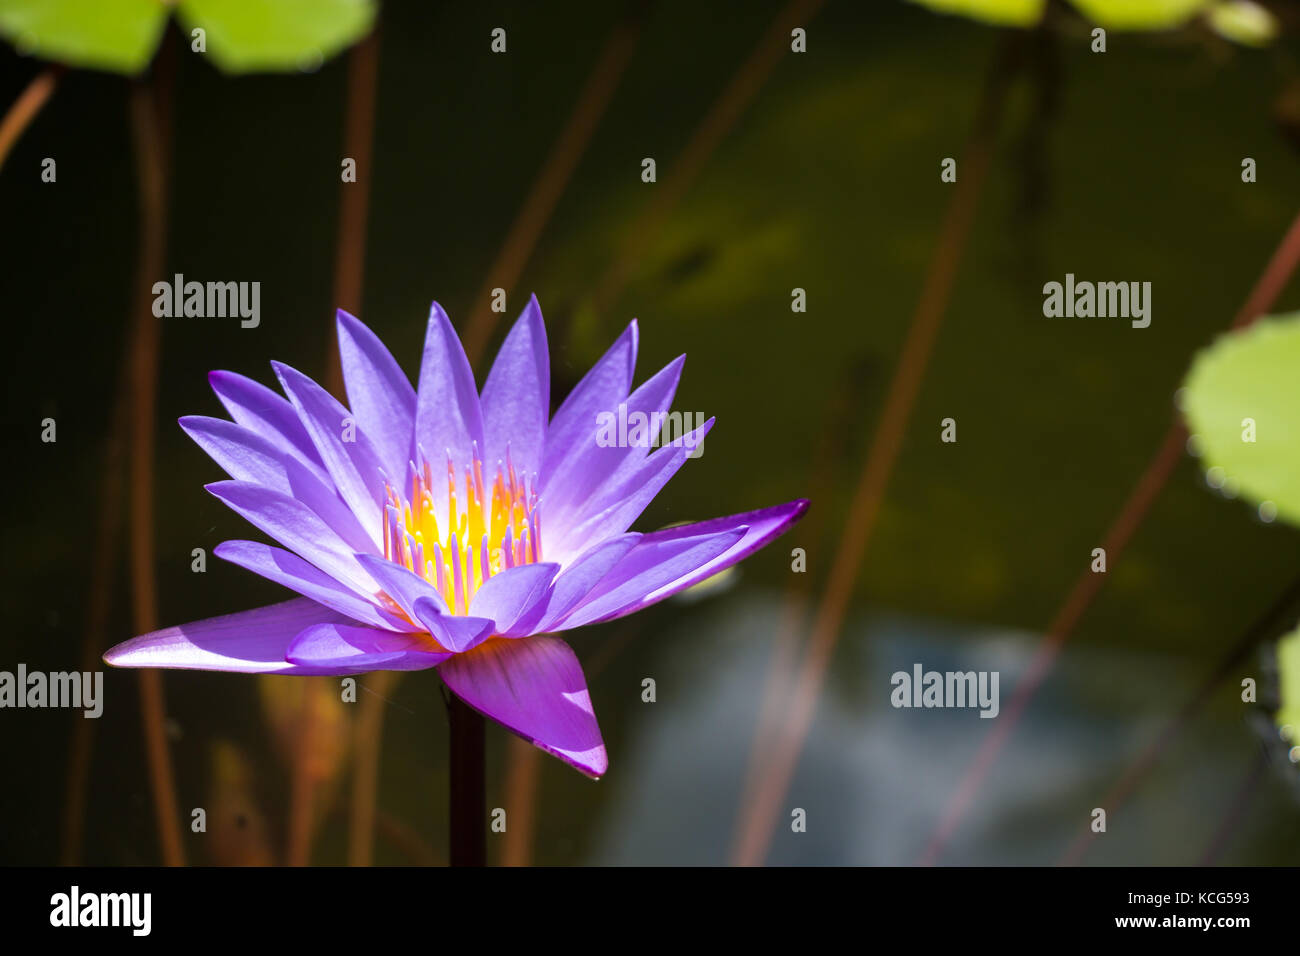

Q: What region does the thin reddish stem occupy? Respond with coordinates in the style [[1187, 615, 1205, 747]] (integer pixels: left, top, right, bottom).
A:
[[126, 44, 184, 866], [731, 33, 1018, 867], [0, 66, 61, 174]]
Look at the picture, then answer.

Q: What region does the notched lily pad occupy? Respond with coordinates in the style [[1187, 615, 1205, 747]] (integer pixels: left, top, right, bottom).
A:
[[0, 0, 169, 75], [0, 0, 376, 75], [178, 0, 376, 75]]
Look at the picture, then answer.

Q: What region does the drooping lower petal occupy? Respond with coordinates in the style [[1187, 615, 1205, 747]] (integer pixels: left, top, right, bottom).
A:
[[438, 636, 607, 778], [104, 598, 351, 674]]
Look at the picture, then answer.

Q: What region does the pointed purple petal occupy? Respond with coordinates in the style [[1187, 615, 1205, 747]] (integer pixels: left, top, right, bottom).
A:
[[541, 321, 637, 489], [180, 415, 374, 553], [215, 540, 413, 632], [414, 302, 484, 499], [103, 598, 351, 674], [480, 294, 549, 481], [467, 561, 559, 634], [411, 597, 495, 654], [207, 480, 381, 596], [555, 525, 746, 629], [273, 361, 387, 541], [354, 552, 448, 622], [547, 417, 714, 563], [567, 500, 809, 626], [506, 534, 639, 636], [336, 310, 417, 488], [438, 636, 607, 777], [542, 354, 684, 531], [208, 370, 325, 476], [286, 622, 449, 672]]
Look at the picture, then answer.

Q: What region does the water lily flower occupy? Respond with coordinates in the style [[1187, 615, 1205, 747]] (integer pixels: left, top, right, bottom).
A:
[[104, 297, 808, 777]]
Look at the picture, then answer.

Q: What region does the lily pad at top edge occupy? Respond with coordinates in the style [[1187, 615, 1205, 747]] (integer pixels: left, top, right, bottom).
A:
[[176, 0, 376, 75], [1070, 0, 1212, 30], [0, 0, 169, 75], [1206, 1, 1278, 48], [907, 0, 1046, 28]]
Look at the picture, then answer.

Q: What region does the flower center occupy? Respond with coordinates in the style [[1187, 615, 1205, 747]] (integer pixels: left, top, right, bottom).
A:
[[382, 443, 540, 615]]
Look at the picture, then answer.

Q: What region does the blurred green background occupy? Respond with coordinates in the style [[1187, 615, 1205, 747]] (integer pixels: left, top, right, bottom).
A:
[[2, 0, 1300, 865]]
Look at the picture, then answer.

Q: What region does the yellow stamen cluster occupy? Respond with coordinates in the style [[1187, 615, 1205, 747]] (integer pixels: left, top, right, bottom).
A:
[[382, 448, 539, 615]]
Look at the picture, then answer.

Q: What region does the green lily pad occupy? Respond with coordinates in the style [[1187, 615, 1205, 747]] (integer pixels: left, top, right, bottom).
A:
[[177, 0, 376, 74], [1069, 0, 1212, 30], [1206, 1, 1278, 47], [1181, 313, 1300, 528], [0, 0, 169, 75], [1276, 625, 1300, 749], [907, 0, 1046, 28]]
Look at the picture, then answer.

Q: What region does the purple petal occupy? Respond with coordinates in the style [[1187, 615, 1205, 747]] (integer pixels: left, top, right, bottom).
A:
[[104, 598, 352, 674], [336, 310, 418, 488], [411, 597, 495, 654], [273, 361, 387, 542], [506, 534, 639, 636], [438, 636, 607, 777], [414, 303, 485, 516], [547, 416, 714, 563], [479, 294, 549, 482], [353, 554, 496, 653], [215, 540, 413, 632], [566, 500, 809, 626], [286, 622, 449, 672], [354, 552, 448, 622], [208, 370, 325, 477], [555, 525, 746, 629], [541, 321, 637, 490], [542, 354, 684, 532], [467, 561, 559, 634], [207, 480, 381, 596], [180, 415, 374, 553]]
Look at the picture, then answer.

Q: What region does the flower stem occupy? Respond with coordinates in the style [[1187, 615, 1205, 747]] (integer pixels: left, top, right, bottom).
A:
[[447, 691, 486, 867]]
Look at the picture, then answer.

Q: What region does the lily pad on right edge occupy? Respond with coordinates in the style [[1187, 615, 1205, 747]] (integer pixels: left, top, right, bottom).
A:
[[1181, 313, 1300, 529]]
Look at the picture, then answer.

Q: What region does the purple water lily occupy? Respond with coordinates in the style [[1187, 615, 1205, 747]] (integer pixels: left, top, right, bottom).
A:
[[104, 297, 808, 777]]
